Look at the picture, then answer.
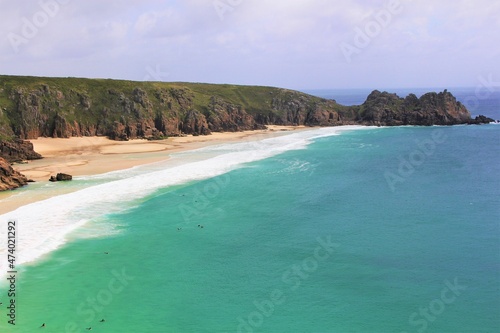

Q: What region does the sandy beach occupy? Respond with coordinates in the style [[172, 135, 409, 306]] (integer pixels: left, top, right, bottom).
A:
[[0, 126, 307, 214]]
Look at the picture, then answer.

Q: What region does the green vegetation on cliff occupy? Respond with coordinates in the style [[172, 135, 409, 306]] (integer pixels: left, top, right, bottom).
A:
[[0, 75, 494, 191], [0, 75, 488, 144], [0, 75, 351, 141]]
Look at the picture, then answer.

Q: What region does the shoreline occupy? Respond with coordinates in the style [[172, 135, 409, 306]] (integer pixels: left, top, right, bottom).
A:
[[0, 124, 370, 273], [0, 126, 310, 214]]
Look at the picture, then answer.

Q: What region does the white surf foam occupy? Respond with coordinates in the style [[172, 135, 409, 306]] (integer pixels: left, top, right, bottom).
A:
[[0, 126, 370, 276]]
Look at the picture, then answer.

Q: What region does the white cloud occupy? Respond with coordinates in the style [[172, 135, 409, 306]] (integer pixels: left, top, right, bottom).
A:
[[0, 0, 498, 88]]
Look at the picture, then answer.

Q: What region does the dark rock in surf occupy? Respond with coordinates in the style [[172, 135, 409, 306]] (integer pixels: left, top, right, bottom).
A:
[[49, 173, 73, 182]]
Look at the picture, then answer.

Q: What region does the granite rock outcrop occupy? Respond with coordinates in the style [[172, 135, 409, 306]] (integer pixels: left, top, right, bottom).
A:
[[0, 157, 29, 191]]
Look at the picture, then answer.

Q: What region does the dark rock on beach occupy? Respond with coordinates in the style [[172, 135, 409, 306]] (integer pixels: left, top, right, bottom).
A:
[[49, 173, 73, 182], [57, 173, 73, 181]]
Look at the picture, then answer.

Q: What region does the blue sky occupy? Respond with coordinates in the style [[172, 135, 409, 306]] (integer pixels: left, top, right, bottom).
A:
[[0, 0, 499, 90]]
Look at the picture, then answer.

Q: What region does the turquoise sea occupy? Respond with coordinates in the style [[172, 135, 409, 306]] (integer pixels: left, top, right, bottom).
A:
[[0, 89, 499, 333]]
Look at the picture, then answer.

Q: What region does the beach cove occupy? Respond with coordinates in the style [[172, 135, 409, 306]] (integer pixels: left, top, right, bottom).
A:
[[0, 124, 497, 332], [0, 126, 306, 215]]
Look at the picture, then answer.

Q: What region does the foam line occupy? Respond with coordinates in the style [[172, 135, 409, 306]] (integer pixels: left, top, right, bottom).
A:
[[0, 126, 370, 277]]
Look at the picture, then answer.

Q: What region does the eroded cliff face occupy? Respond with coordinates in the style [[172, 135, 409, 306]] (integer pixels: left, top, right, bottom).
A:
[[207, 97, 263, 132], [0, 139, 42, 163], [0, 157, 29, 191], [1, 82, 352, 141], [8, 86, 175, 140], [0, 76, 493, 192], [1, 75, 485, 144]]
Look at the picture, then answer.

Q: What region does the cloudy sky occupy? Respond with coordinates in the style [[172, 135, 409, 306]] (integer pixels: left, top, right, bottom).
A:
[[1, 0, 499, 90]]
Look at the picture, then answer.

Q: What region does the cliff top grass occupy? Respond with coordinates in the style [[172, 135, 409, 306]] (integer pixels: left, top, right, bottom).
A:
[[0, 74, 348, 140], [0, 75, 330, 114], [0, 74, 478, 142]]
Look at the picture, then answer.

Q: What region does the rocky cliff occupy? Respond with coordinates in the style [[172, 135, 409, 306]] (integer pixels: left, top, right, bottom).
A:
[[0, 157, 29, 191], [356, 90, 474, 126], [0, 138, 42, 163], [0, 77, 354, 141], [0, 75, 494, 191], [1, 75, 491, 144]]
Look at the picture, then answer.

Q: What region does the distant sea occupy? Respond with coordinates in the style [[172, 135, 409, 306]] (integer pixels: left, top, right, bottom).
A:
[[305, 87, 500, 120], [0, 88, 498, 333]]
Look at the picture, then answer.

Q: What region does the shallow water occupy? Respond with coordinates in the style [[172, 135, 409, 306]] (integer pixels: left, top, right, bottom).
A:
[[0, 123, 498, 333]]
